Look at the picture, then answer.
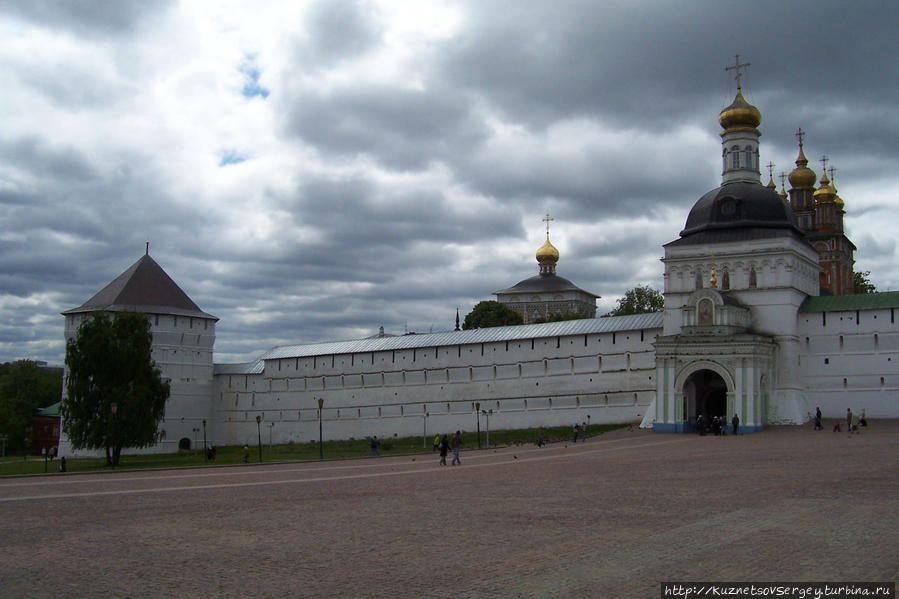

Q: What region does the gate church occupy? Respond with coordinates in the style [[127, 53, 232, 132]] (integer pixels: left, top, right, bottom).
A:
[[57, 69, 899, 454]]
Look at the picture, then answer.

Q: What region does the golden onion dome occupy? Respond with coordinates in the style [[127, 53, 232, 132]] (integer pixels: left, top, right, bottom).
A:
[[834, 193, 845, 209], [813, 172, 836, 203], [718, 88, 762, 130], [779, 185, 789, 202], [536, 235, 559, 264], [766, 173, 777, 191], [788, 144, 817, 188]]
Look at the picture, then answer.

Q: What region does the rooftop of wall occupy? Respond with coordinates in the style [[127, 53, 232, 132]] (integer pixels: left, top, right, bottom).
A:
[[799, 291, 899, 313], [214, 359, 265, 375], [244, 313, 664, 362]]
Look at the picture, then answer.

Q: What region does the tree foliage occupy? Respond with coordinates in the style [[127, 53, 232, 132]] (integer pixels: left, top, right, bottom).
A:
[[462, 301, 523, 329], [853, 270, 876, 294], [0, 360, 62, 454], [603, 285, 664, 317], [62, 312, 169, 466]]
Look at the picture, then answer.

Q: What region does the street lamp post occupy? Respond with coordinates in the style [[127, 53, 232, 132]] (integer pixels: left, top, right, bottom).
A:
[[255, 415, 262, 463], [269, 422, 274, 451], [475, 402, 481, 449], [110, 402, 117, 468], [317, 398, 324, 460], [202, 419, 207, 460], [482, 409, 492, 447], [423, 409, 428, 449]]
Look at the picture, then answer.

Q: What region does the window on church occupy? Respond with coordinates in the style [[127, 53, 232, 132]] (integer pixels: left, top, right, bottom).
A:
[[721, 270, 730, 290], [744, 147, 752, 169], [731, 146, 740, 169], [695, 270, 703, 289], [749, 268, 757, 288]]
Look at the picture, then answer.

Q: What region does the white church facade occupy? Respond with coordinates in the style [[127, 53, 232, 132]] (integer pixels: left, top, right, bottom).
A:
[[57, 75, 899, 455]]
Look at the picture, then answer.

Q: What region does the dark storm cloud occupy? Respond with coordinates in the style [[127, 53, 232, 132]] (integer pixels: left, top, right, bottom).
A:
[[285, 83, 486, 170], [301, 0, 383, 67], [0, 0, 172, 36]]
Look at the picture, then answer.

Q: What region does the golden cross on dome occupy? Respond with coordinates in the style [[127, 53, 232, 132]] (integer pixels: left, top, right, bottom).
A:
[[820, 155, 829, 173], [725, 54, 751, 89], [766, 161, 775, 178], [828, 166, 837, 182], [542, 213, 554, 237], [779, 172, 787, 187], [795, 127, 805, 147]]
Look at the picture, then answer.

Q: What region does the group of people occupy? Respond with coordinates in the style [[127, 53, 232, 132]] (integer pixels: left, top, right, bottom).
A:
[[824, 407, 868, 433], [433, 431, 464, 465], [695, 413, 739, 436], [572, 422, 588, 443]]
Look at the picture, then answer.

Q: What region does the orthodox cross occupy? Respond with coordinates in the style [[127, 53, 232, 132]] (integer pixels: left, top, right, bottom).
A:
[[828, 166, 837, 183], [820, 155, 829, 176], [779, 172, 787, 189], [725, 54, 751, 89], [766, 161, 775, 179], [795, 127, 805, 148], [145, 240, 150, 255], [542, 213, 554, 237]]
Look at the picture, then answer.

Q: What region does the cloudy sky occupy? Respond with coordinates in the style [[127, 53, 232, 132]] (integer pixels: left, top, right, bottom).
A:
[[1, 0, 897, 365]]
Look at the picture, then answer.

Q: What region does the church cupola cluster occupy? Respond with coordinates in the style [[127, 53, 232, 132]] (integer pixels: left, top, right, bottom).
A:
[[787, 132, 856, 295]]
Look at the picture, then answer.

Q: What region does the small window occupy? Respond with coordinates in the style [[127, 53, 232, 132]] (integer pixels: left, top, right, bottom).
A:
[[749, 268, 757, 288]]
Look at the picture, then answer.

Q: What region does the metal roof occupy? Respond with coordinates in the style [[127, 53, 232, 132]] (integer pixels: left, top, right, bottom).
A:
[[258, 313, 663, 361], [214, 359, 265, 375], [799, 291, 899, 313], [63, 254, 217, 320]]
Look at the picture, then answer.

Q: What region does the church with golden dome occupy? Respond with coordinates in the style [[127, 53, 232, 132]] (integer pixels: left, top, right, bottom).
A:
[[493, 215, 599, 323]]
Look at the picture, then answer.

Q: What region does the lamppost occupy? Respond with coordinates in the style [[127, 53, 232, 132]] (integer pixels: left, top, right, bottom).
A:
[[481, 408, 492, 447], [475, 402, 481, 449], [202, 419, 207, 460], [269, 422, 274, 451], [423, 409, 428, 449], [110, 402, 117, 468], [255, 415, 262, 463], [317, 398, 324, 460]]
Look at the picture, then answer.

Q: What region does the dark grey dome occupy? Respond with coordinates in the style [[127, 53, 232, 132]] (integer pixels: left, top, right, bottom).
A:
[[673, 182, 807, 246], [495, 274, 597, 297]]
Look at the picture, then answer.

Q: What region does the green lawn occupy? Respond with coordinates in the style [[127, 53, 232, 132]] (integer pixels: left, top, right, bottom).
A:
[[0, 423, 626, 476]]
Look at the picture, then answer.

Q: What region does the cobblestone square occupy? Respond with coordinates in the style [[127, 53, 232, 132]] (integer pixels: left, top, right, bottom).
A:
[[1, 422, 896, 598]]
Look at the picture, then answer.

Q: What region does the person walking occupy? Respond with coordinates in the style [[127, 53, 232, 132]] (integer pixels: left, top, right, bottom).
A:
[[433, 434, 440, 452], [581, 421, 588, 442], [814, 407, 823, 430], [438, 434, 449, 466], [846, 408, 852, 434], [451, 430, 463, 465], [731, 413, 740, 436], [242, 445, 250, 463], [572, 423, 579, 443], [370, 435, 380, 456]]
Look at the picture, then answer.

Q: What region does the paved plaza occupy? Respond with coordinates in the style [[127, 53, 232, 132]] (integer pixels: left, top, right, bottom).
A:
[[1, 421, 896, 598]]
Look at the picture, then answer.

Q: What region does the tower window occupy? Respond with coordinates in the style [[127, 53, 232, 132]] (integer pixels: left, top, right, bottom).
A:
[[731, 146, 740, 169], [749, 268, 757, 288]]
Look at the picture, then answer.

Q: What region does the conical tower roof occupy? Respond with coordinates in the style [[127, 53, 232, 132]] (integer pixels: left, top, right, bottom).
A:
[[62, 253, 217, 320]]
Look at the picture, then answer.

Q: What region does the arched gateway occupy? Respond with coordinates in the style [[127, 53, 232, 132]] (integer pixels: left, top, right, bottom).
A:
[[682, 369, 728, 432]]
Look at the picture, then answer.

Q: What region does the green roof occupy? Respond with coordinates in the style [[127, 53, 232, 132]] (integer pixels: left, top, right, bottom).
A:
[[800, 291, 899, 313]]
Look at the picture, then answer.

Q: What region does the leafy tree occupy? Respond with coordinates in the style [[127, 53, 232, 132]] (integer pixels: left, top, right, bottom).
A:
[[853, 270, 876, 294], [603, 285, 664, 317], [532, 311, 591, 324], [62, 312, 169, 466], [462, 301, 523, 329], [0, 360, 63, 454]]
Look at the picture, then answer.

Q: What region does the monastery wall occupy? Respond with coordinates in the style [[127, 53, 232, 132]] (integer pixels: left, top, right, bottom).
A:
[[798, 306, 899, 419], [212, 326, 661, 447]]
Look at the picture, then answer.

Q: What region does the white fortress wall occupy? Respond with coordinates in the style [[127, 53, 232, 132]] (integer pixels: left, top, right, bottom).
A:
[[798, 305, 899, 419], [213, 317, 662, 446]]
